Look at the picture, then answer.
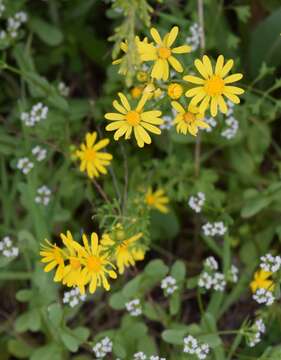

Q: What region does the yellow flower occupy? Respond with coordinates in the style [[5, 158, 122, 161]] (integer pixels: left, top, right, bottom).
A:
[[171, 101, 209, 136], [144, 83, 163, 100], [131, 86, 143, 99], [139, 26, 191, 81], [78, 232, 117, 294], [113, 37, 153, 74], [40, 240, 65, 282], [136, 70, 148, 82], [184, 55, 244, 117], [59, 231, 86, 293], [101, 231, 144, 274], [167, 83, 183, 99], [76, 132, 112, 179], [105, 92, 163, 148], [250, 270, 275, 293], [145, 187, 169, 213]]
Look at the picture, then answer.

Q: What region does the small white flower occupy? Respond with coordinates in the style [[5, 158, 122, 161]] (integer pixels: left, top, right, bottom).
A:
[[248, 318, 266, 347], [134, 352, 147, 360], [201, 116, 217, 132], [16, 157, 34, 174], [35, 185, 51, 206], [92, 337, 112, 358], [202, 221, 227, 237], [160, 115, 173, 130], [221, 116, 239, 140], [0, 236, 19, 258], [228, 265, 239, 283], [149, 357, 166, 360], [253, 288, 275, 306], [212, 272, 226, 292], [125, 298, 142, 317], [0, 30, 6, 39], [204, 256, 218, 271], [185, 23, 202, 51], [20, 103, 48, 127], [161, 275, 178, 295], [260, 253, 281, 273], [0, 1, 5, 17], [183, 335, 209, 359], [198, 271, 213, 290], [188, 192, 205, 213], [63, 288, 86, 308], [58, 81, 70, 97], [32, 145, 47, 161]]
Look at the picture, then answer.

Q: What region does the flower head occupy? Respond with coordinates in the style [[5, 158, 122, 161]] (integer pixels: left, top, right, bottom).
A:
[[171, 101, 209, 136], [105, 92, 163, 147], [76, 132, 112, 179], [184, 55, 244, 117], [167, 83, 183, 99], [139, 26, 191, 80], [250, 269, 274, 293], [101, 229, 143, 274], [40, 240, 65, 282], [145, 187, 169, 213]]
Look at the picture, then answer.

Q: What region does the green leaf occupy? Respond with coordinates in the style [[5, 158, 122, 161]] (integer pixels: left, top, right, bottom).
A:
[[161, 328, 189, 345], [8, 339, 33, 358], [16, 289, 33, 302], [61, 331, 80, 352], [171, 260, 186, 282], [29, 17, 63, 46], [234, 5, 251, 23], [249, 7, 281, 76], [241, 196, 272, 218], [144, 259, 169, 280], [109, 291, 127, 310], [31, 343, 62, 360], [48, 303, 63, 327]]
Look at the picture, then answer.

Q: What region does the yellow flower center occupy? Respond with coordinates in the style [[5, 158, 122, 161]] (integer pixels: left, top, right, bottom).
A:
[[126, 111, 140, 126], [205, 75, 225, 96], [146, 194, 156, 205], [70, 258, 80, 270], [183, 112, 196, 124], [158, 47, 171, 59], [84, 148, 96, 161], [131, 86, 143, 99], [167, 83, 183, 99], [87, 256, 102, 272]]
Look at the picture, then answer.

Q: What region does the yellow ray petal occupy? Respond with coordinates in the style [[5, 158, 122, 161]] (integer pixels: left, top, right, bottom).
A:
[[194, 59, 209, 79], [221, 59, 234, 78], [93, 138, 109, 151], [113, 100, 127, 114], [224, 85, 244, 95], [210, 97, 218, 117], [106, 120, 126, 131], [105, 113, 125, 121], [224, 73, 243, 84], [217, 95, 227, 113], [183, 75, 205, 84], [171, 101, 185, 114], [168, 56, 183, 72], [151, 59, 164, 79], [118, 92, 131, 111], [202, 55, 213, 76], [172, 45, 191, 54], [215, 55, 224, 75], [150, 27, 162, 45], [141, 122, 161, 135], [166, 26, 179, 47], [185, 87, 204, 97]]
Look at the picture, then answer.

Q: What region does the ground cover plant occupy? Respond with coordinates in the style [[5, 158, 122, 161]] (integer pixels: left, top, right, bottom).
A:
[[1, 0, 281, 359]]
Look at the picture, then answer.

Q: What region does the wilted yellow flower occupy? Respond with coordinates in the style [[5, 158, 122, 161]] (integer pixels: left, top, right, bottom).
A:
[[250, 270, 275, 293], [184, 55, 244, 117], [76, 132, 112, 179], [105, 92, 163, 147], [167, 83, 183, 99], [171, 101, 209, 136], [144, 83, 163, 100], [145, 187, 169, 213], [138, 26, 191, 80], [101, 231, 144, 274], [131, 86, 143, 99], [136, 70, 148, 82], [40, 240, 65, 282]]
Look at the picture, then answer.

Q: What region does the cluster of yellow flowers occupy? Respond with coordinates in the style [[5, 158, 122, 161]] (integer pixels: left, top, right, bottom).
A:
[[40, 188, 169, 294], [105, 26, 244, 146]]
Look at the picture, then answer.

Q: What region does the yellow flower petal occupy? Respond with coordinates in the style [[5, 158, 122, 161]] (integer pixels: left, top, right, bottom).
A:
[[171, 101, 185, 114], [118, 92, 131, 111], [215, 55, 224, 75], [202, 55, 213, 76], [185, 87, 204, 97], [141, 111, 163, 124], [223, 92, 240, 104], [183, 75, 205, 84], [224, 73, 243, 84], [217, 95, 227, 113], [106, 121, 126, 131], [151, 59, 164, 79], [150, 27, 162, 45], [93, 138, 110, 151], [210, 97, 218, 117], [168, 56, 183, 72], [224, 85, 244, 95], [113, 100, 127, 114], [105, 113, 125, 121], [172, 45, 191, 53], [166, 26, 179, 47], [221, 59, 234, 78], [141, 122, 161, 135], [194, 59, 209, 79]]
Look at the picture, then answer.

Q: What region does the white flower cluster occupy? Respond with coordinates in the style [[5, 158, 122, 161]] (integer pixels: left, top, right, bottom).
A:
[[183, 335, 210, 359], [188, 192, 205, 213], [134, 352, 147, 360], [0, 12, 28, 39], [63, 288, 86, 308], [160, 115, 173, 130], [204, 256, 218, 271], [198, 257, 226, 292], [253, 288, 275, 306], [17, 157, 34, 174], [248, 318, 266, 347], [221, 101, 239, 140], [58, 82, 70, 97], [227, 265, 239, 283], [150, 356, 166, 360], [0, 1, 5, 17], [21, 102, 48, 127], [202, 221, 227, 237], [161, 275, 178, 295], [92, 337, 112, 359], [32, 145, 47, 161], [201, 116, 217, 132], [260, 253, 281, 273], [0, 236, 19, 258], [35, 185, 51, 206], [186, 23, 202, 51], [125, 298, 142, 317]]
